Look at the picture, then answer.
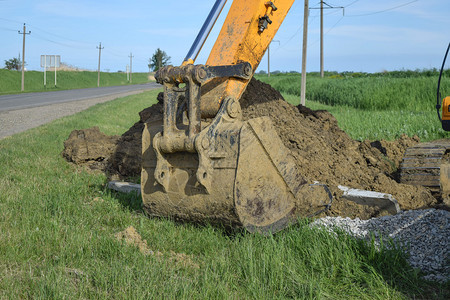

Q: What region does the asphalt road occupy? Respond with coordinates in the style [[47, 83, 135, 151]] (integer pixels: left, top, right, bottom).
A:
[[0, 83, 160, 112]]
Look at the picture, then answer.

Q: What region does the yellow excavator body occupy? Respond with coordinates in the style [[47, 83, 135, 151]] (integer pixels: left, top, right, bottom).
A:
[[442, 96, 450, 131], [141, 0, 331, 233]]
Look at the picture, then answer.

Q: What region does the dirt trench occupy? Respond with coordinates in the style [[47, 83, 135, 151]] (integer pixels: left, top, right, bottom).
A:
[[62, 78, 440, 220]]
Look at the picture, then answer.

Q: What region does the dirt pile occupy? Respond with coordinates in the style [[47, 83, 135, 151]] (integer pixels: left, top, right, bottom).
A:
[[63, 78, 439, 219], [62, 127, 119, 171], [239, 79, 436, 216]]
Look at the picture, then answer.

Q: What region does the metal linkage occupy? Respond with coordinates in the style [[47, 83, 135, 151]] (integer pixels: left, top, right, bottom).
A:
[[153, 62, 251, 193], [155, 62, 252, 85], [153, 62, 251, 155]]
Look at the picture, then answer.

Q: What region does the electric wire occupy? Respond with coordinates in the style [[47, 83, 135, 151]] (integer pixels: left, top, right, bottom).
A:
[[308, 15, 345, 47], [0, 17, 22, 24], [346, 0, 419, 17], [29, 24, 89, 45], [30, 31, 91, 50], [276, 10, 320, 50], [0, 26, 17, 32]]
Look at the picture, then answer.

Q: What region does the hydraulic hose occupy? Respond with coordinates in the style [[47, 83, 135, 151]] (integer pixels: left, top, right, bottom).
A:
[[183, 0, 228, 64], [436, 42, 450, 122]]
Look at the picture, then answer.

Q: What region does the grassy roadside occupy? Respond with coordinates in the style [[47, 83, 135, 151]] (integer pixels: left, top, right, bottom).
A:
[[0, 90, 447, 298], [0, 69, 152, 95]]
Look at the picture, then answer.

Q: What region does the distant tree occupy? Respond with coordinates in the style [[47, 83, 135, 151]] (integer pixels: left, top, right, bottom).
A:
[[4, 56, 21, 70], [257, 70, 267, 75], [148, 48, 171, 72]]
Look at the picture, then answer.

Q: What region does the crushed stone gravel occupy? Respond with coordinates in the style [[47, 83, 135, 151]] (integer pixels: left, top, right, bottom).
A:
[[311, 209, 449, 282]]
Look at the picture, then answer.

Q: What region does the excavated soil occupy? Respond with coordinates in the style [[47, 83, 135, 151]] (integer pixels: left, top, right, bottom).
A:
[[115, 226, 199, 269], [63, 78, 442, 220]]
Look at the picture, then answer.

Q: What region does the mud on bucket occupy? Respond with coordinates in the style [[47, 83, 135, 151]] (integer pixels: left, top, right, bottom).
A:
[[141, 107, 331, 234]]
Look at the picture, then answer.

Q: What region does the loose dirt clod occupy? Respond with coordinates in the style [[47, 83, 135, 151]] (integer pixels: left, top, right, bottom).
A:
[[115, 226, 199, 269], [115, 226, 155, 256], [63, 78, 439, 220], [62, 126, 119, 172]]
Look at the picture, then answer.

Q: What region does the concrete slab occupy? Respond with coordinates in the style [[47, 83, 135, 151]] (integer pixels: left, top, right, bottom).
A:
[[338, 185, 401, 215], [108, 181, 141, 195]]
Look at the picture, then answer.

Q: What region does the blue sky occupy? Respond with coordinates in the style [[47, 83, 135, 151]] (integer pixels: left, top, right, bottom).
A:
[[1, 0, 449, 73]]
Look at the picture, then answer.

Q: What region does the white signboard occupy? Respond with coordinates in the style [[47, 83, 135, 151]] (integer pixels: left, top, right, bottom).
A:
[[40, 55, 61, 87], [40, 55, 60, 68]]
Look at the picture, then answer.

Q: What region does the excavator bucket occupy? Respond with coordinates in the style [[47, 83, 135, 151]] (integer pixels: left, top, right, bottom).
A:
[[141, 110, 330, 234], [140, 65, 331, 234], [140, 0, 332, 233]]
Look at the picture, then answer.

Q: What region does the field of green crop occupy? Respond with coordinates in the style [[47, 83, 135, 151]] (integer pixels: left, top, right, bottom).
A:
[[0, 69, 152, 95], [256, 70, 450, 141], [1, 90, 447, 299]]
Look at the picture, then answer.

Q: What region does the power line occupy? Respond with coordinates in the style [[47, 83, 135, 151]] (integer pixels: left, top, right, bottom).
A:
[[309, 15, 344, 46], [0, 26, 16, 32], [344, 0, 361, 8], [29, 25, 92, 48], [276, 9, 320, 50], [0, 17, 22, 25], [346, 0, 419, 17], [31, 32, 74, 48]]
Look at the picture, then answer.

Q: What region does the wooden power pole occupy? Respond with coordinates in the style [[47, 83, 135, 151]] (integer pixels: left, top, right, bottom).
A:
[[320, 0, 324, 78], [310, 1, 343, 78], [18, 23, 31, 92], [128, 53, 134, 83], [97, 42, 104, 87], [300, 0, 309, 106]]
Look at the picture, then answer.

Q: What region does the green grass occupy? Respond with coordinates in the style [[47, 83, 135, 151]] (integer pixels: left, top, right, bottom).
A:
[[283, 94, 448, 141], [0, 69, 152, 95], [256, 71, 450, 112], [255, 70, 450, 142], [0, 90, 447, 298]]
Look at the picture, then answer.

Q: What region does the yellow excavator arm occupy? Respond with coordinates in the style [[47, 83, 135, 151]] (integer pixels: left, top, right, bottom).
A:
[[159, 0, 295, 118], [203, 0, 295, 114], [142, 0, 331, 234]]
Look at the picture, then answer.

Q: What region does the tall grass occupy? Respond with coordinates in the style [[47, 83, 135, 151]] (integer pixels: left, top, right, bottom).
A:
[[256, 71, 450, 112], [0, 69, 152, 95], [283, 94, 448, 142], [0, 91, 446, 298]]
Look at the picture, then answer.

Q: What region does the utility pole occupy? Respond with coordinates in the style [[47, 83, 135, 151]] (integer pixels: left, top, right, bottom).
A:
[[310, 2, 344, 78], [97, 42, 104, 87], [320, 0, 324, 78], [128, 53, 134, 83], [301, 0, 308, 106], [18, 23, 31, 92], [267, 40, 280, 77]]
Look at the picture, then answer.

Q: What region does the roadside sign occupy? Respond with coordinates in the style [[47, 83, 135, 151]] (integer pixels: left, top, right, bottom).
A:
[[40, 55, 61, 87], [40, 55, 60, 68]]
